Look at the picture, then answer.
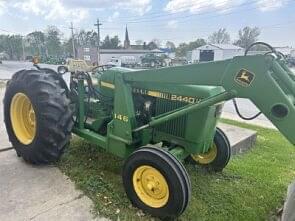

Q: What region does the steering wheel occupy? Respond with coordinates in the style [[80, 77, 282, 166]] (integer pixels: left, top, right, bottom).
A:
[[244, 42, 276, 56]]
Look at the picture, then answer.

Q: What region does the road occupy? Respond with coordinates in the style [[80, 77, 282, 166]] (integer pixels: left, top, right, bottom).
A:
[[1, 60, 294, 129], [222, 98, 274, 128], [0, 60, 57, 79], [0, 61, 105, 220]]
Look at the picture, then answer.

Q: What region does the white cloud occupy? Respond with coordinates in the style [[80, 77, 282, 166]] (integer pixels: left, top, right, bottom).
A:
[[167, 20, 178, 29], [107, 11, 120, 22], [13, 0, 45, 16], [10, 0, 152, 23], [164, 0, 288, 13], [256, 0, 289, 11], [115, 0, 152, 15], [0, 1, 7, 16], [164, 0, 239, 14], [12, 0, 88, 22], [61, 0, 152, 15]]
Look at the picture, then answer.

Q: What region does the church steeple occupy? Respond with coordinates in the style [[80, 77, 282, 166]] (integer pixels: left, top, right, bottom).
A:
[[124, 25, 130, 49]]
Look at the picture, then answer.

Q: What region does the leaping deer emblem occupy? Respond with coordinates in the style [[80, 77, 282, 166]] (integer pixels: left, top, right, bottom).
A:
[[238, 71, 251, 83]]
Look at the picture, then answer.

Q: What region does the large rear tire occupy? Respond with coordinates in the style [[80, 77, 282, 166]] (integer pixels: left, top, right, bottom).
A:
[[4, 69, 74, 164]]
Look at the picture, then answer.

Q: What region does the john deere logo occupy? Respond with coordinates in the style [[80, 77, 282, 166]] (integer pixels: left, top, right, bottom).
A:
[[235, 69, 255, 87]]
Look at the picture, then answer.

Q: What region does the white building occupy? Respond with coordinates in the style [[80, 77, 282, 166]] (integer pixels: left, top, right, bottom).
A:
[[274, 46, 294, 55], [99, 49, 155, 65], [77, 48, 165, 65], [190, 44, 244, 63]]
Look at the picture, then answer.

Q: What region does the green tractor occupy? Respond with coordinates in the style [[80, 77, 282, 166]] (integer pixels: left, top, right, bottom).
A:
[[141, 53, 170, 68], [4, 43, 295, 218]]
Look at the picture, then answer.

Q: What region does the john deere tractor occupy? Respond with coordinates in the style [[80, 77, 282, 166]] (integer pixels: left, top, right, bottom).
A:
[[4, 42, 295, 218]]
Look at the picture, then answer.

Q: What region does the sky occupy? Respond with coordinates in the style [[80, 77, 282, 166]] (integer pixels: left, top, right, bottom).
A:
[[0, 0, 295, 47]]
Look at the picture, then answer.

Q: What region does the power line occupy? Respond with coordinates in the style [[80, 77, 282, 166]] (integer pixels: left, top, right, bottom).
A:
[[73, 19, 295, 46], [128, 20, 295, 42], [94, 0, 295, 36], [83, 0, 294, 39], [124, 2, 295, 29], [102, 0, 261, 24], [0, 28, 21, 35], [1, 4, 294, 46], [102, 0, 239, 21], [44, 1, 295, 36], [2, 19, 294, 41]]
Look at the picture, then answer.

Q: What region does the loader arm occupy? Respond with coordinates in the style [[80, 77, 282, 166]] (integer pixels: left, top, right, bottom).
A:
[[120, 54, 295, 145]]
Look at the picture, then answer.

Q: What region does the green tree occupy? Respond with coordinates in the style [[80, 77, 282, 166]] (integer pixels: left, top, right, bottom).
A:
[[88, 31, 98, 46], [77, 30, 98, 47], [110, 36, 120, 49], [176, 38, 206, 57], [45, 26, 62, 57], [152, 39, 161, 48], [234, 26, 261, 49], [166, 41, 176, 52], [208, 28, 231, 44], [77, 30, 86, 46], [176, 43, 189, 57], [135, 40, 143, 45], [7, 35, 23, 60], [0, 35, 23, 60], [188, 39, 206, 50], [101, 35, 121, 49], [26, 31, 45, 56], [62, 38, 75, 57], [0, 35, 9, 54], [147, 41, 158, 50], [77, 30, 87, 46]]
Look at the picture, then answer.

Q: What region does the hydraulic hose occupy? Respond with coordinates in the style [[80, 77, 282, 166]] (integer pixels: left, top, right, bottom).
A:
[[232, 98, 262, 120]]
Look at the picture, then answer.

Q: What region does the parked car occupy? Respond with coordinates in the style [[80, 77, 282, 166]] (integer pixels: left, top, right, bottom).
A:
[[106, 56, 137, 68], [141, 53, 170, 68], [0, 52, 9, 60], [40, 56, 66, 65], [171, 57, 188, 66]]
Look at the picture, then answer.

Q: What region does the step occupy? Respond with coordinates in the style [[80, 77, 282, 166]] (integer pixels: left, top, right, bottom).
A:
[[218, 123, 257, 155]]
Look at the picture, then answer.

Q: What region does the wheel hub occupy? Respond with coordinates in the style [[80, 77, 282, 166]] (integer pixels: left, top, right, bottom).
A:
[[28, 106, 36, 126], [191, 144, 217, 164], [10, 93, 36, 145], [133, 165, 169, 208]]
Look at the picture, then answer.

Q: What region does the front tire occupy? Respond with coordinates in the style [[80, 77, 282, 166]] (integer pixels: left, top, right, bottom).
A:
[[4, 69, 74, 164], [189, 127, 231, 172], [122, 147, 191, 219]]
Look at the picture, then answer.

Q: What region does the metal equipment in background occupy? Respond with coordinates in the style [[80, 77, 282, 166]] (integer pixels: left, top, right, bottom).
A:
[[3, 42, 295, 219]]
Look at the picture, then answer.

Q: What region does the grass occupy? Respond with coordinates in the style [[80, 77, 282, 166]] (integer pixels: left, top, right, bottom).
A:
[[58, 119, 295, 221]]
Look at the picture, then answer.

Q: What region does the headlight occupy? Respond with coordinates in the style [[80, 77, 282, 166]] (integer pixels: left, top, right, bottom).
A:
[[57, 66, 68, 75]]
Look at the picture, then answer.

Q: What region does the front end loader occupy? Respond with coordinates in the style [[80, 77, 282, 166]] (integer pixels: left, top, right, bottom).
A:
[[4, 42, 295, 218]]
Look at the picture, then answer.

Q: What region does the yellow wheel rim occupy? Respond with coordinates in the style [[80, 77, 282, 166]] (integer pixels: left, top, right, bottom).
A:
[[133, 165, 169, 208], [191, 144, 217, 165], [10, 93, 36, 145]]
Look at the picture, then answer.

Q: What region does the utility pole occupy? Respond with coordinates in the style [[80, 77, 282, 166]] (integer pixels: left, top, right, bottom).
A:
[[21, 36, 25, 61], [94, 19, 102, 65], [70, 22, 76, 58]]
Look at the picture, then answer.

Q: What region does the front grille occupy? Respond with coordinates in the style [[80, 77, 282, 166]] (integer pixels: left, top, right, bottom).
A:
[[155, 98, 187, 138]]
